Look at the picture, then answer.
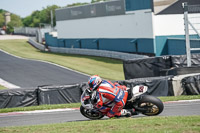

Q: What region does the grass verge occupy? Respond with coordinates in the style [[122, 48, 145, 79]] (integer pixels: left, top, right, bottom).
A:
[[0, 103, 81, 113], [0, 85, 7, 90], [0, 39, 124, 81], [0, 40, 199, 132], [0, 95, 199, 113], [158, 95, 200, 102], [0, 116, 200, 133]]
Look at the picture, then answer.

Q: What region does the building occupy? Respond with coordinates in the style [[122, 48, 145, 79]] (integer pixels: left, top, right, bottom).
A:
[[45, 0, 200, 56]]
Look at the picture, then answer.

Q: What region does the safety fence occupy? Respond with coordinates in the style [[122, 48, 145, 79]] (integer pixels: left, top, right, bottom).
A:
[[123, 53, 200, 79], [123, 53, 200, 97], [28, 37, 46, 51], [14, 27, 38, 36], [1, 41, 200, 109], [0, 74, 200, 108]]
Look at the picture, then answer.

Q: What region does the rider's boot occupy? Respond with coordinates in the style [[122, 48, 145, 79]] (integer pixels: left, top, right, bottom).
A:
[[120, 109, 132, 117], [128, 108, 138, 115]]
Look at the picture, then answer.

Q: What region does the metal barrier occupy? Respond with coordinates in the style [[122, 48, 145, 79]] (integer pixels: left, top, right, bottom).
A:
[[49, 46, 148, 60], [14, 27, 38, 36]]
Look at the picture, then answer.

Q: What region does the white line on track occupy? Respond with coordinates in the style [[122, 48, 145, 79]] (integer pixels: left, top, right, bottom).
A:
[[0, 49, 90, 77], [0, 48, 90, 88], [21, 108, 78, 114], [1, 100, 200, 117], [164, 99, 200, 104], [0, 78, 20, 89], [0, 108, 79, 117]]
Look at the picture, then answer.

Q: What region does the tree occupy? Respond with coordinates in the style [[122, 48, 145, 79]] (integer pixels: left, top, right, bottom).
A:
[[0, 13, 4, 28], [43, 5, 60, 27], [22, 16, 32, 27], [6, 14, 23, 34], [67, 2, 89, 7], [22, 5, 60, 27], [91, 0, 108, 3], [0, 9, 6, 28]]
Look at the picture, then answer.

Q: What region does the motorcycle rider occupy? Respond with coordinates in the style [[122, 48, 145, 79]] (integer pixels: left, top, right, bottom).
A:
[[88, 75, 133, 118]]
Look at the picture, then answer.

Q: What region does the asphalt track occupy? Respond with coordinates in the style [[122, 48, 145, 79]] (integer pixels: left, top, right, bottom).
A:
[[0, 38, 199, 128], [0, 100, 200, 127], [0, 50, 89, 88]]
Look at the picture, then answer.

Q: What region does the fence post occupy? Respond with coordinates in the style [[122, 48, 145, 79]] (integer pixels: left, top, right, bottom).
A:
[[183, 2, 191, 67]]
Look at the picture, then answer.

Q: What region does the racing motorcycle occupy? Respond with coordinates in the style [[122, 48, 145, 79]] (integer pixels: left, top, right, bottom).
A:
[[80, 85, 164, 120]]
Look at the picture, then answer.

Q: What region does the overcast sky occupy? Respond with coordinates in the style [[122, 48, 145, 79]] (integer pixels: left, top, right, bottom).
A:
[[0, 0, 91, 18]]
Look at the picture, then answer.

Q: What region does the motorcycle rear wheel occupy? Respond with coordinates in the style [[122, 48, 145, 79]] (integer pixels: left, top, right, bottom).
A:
[[80, 106, 104, 120], [138, 95, 164, 116]]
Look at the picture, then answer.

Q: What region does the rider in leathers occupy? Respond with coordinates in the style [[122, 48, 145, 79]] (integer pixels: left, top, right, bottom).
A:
[[88, 75, 132, 118]]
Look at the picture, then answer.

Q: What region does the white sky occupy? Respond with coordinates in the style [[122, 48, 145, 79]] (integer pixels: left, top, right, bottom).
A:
[[0, 0, 91, 18]]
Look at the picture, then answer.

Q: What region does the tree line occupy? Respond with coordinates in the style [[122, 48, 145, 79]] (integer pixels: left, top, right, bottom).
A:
[[0, 0, 107, 34]]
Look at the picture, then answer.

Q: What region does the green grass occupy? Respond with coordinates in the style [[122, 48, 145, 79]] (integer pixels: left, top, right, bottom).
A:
[[159, 95, 200, 102], [0, 95, 199, 113], [0, 40, 200, 132], [0, 85, 7, 90], [0, 116, 200, 133], [0, 39, 124, 80], [0, 103, 81, 113]]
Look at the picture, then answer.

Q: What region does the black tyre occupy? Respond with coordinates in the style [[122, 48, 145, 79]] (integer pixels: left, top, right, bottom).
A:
[[80, 106, 104, 120], [138, 95, 164, 116]]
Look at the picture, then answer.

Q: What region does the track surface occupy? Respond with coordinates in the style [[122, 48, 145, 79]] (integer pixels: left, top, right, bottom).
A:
[[0, 37, 199, 127], [0, 100, 199, 127], [0, 50, 89, 88]]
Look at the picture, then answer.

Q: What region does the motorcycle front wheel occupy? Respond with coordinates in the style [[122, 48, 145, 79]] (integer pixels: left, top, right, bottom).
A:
[[138, 95, 164, 116], [80, 106, 104, 120]]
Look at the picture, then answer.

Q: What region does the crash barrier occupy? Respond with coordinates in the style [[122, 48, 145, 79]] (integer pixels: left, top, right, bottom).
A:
[[1, 74, 200, 108], [0, 88, 38, 108], [0, 77, 169, 108], [14, 27, 52, 37], [28, 37, 46, 51], [14, 27, 38, 36], [171, 73, 200, 96], [28, 37, 148, 60], [123, 54, 200, 79], [49, 46, 148, 60], [0, 84, 86, 109], [181, 74, 200, 95], [38, 84, 84, 105], [117, 76, 174, 97]]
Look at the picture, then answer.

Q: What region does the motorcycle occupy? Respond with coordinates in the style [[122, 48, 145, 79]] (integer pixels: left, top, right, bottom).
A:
[[80, 85, 164, 120]]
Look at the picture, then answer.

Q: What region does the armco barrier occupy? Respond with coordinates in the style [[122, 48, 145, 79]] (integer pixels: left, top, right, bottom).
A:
[[28, 37, 148, 60], [0, 75, 199, 108], [28, 38, 45, 51], [181, 74, 200, 95], [0, 88, 38, 108], [117, 76, 173, 97], [38, 84, 82, 105], [123, 54, 200, 80], [0, 83, 88, 108], [0, 77, 173, 109], [123, 56, 171, 79], [49, 46, 148, 60], [171, 54, 200, 68]]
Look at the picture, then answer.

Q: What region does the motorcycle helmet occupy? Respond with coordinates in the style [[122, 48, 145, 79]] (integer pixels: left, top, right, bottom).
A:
[[88, 75, 102, 91]]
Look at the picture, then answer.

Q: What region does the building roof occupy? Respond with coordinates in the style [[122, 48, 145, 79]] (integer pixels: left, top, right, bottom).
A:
[[154, 0, 177, 14], [154, 0, 200, 15]]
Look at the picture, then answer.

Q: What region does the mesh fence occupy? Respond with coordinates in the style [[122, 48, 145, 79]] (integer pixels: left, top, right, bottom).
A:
[[187, 4, 200, 36], [183, 3, 200, 67], [188, 4, 200, 13]]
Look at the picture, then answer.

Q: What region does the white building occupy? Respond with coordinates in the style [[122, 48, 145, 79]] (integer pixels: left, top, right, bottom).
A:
[[45, 0, 200, 56]]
